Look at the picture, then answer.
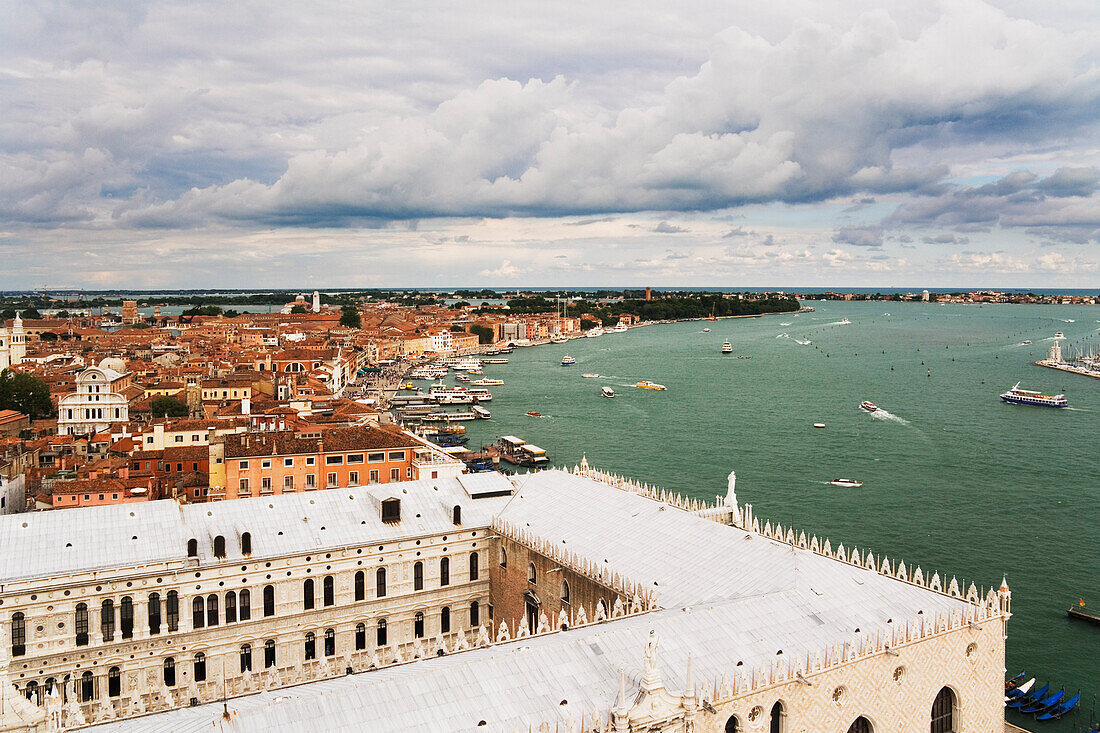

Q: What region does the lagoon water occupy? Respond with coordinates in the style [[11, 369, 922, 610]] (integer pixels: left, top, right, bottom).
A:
[[449, 301, 1100, 730]]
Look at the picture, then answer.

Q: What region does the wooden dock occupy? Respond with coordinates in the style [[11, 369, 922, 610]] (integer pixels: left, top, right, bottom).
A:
[[1006, 723, 1034, 733], [1067, 606, 1100, 625]]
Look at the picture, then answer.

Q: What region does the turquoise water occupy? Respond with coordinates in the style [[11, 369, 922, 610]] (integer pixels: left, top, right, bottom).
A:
[[447, 302, 1100, 730]]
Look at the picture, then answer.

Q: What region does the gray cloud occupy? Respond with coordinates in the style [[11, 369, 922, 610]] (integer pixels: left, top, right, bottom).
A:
[[654, 221, 688, 233], [921, 233, 969, 245], [833, 226, 884, 247]]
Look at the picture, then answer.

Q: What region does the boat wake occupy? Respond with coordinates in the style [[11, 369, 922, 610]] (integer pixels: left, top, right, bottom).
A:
[[779, 322, 793, 326], [828, 320, 852, 326], [1062, 319, 1075, 323], [868, 408, 909, 425], [793, 337, 812, 345]]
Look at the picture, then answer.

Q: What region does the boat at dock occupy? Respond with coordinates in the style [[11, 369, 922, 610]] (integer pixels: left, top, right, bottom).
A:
[[455, 374, 471, 382], [829, 479, 863, 487], [471, 378, 503, 386], [611, 323, 628, 333], [481, 357, 509, 364], [635, 380, 667, 390], [421, 410, 477, 422], [859, 401, 878, 412], [721, 340, 732, 354], [561, 355, 576, 366], [601, 386, 615, 398], [585, 327, 605, 338], [496, 436, 550, 467], [472, 405, 491, 419], [1000, 382, 1067, 408], [550, 336, 569, 344]]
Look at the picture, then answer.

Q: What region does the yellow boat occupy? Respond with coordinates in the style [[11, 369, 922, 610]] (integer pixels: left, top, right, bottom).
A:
[[402, 382, 415, 390], [635, 380, 667, 390]]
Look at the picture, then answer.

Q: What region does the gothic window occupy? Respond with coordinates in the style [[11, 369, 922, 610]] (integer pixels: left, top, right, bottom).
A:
[[194, 652, 207, 682], [304, 632, 316, 661], [499, 547, 507, 567], [239, 589, 251, 621], [225, 591, 237, 623], [187, 538, 198, 557], [101, 599, 115, 641], [213, 535, 225, 558], [469, 552, 479, 581], [376, 619, 387, 646], [11, 612, 25, 656], [414, 612, 424, 638], [206, 594, 219, 626], [441, 606, 450, 633], [323, 575, 335, 607], [527, 563, 536, 584], [240, 644, 252, 673], [263, 585, 275, 617], [264, 639, 276, 668], [241, 531, 252, 555], [163, 657, 176, 687], [561, 580, 570, 604], [120, 596, 133, 639], [324, 628, 335, 656], [354, 571, 365, 601], [413, 562, 424, 591], [470, 601, 479, 627], [303, 578, 315, 610], [847, 717, 872, 733], [440, 557, 450, 586], [148, 592, 161, 635], [725, 716, 740, 733], [192, 597, 205, 628], [376, 567, 387, 597], [769, 701, 785, 733], [931, 687, 957, 733], [355, 623, 366, 650], [166, 591, 179, 631], [80, 671, 95, 701]]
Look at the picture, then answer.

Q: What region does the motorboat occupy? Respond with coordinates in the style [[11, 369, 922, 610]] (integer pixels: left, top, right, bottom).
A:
[[471, 378, 503, 386], [561, 355, 576, 366], [455, 374, 471, 383], [601, 386, 615, 398], [1022, 340, 1031, 345], [585, 327, 605, 338], [611, 323, 628, 333], [829, 479, 863, 488], [840, 318, 851, 324], [550, 336, 569, 344], [581, 373, 600, 378], [526, 411, 542, 417], [635, 381, 667, 390], [812, 423, 826, 429], [1054, 331, 1064, 338], [1000, 382, 1067, 407], [859, 401, 878, 412], [721, 340, 733, 354], [702, 328, 711, 332]]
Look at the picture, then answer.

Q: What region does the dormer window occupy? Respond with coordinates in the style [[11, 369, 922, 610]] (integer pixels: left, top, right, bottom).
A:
[[452, 505, 461, 525], [187, 538, 198, 557], [241, 532, 252, 556], [381, 498, 400, 523], [213, 535, 226, 558]]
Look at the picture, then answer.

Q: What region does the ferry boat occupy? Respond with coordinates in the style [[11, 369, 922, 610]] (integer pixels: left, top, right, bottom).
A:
[[1000, 382, 1067, 408], [859, 401, 878, 412], [829, 479, 863, 488], [471, 378, 503, 386], [481, 357, 509, 364], [721, 340, 733, 354], [601, 386, 615, 398], [635, 380, 667, 391], [472, 405, 491, 419], [409, 367, 448, 380], [561, 355, 576, 366], [466, 389, 493, 402], [422, 410, 477, 422], [611, 323, 628, 333], [449, 358, 483, 371], [581, 373, 600, 378]]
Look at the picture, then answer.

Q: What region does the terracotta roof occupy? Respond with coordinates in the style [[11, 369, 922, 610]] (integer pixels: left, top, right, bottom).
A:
[[224, 426, 416, 458]]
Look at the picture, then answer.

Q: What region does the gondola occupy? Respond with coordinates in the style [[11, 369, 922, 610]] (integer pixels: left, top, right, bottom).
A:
[[1036, 692, 1080, 720], [1021, 687, 1064, 715], [1006, 678, 1035, 701], [1004, 672, 1027, 691], [1008, 683, 1049, 709]]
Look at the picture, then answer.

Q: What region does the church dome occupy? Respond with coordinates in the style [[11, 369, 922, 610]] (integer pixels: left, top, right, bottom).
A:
[[98, 357, 127, 373]]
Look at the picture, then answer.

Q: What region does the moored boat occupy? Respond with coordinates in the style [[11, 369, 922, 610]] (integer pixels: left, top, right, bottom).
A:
[[859, 401, 878, 412], [999, 382, 1067, 408], [611, 323, 628, 333], [472, 405, 491, 419], [601, 386, 615, 398], [471, 378, 503, 386]]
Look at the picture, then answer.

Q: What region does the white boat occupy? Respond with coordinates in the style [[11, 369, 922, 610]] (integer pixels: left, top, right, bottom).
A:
[[472, 405, 491, 419], [635, 380, 667, 391], [601, 386, 615, 398], [812, 423, 826, 429], [550, 336, 569, 344], [471, 378, 503, 386], [702, 328, 711, 332], [721, 340, 733, 354], [561, 355, 576, 366], [1000, 382, 1067, 408], [611, 323, 628, 333], [455, 374, 471, 383], [839, 318, 851, 324], [829, 478, 863, 488], [450, 358, 483, 371], [581, 373, 600, 379], [466, 389, 492, 402], [859, 401, 878, 412], [1021, 340, 1031, 345], [585, 327, 605, 338], [481, 357, 509, 364], [1054, 331, 1064, 339]]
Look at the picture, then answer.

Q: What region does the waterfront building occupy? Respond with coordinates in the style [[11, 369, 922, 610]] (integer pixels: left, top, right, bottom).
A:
[[1, 466, 1009, 732], [56, 366, 131, 437]]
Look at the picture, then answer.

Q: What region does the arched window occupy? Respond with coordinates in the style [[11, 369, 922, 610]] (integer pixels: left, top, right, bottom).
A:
[[80, 671, 95, 701], [11, 612, 25, 656], [769, 701, 785, 733], [120, 596, 133, 639], [148, 592, 162, 635], [106, 667, 121, 697], [213, 535, 226, 558], [206, 594, 219, 626], [225, 591, 237, 623], [725, 716, 740, 733], [440, 557, 450, 586], [166, 591, 179, 632], [24, 680, 38, 703], [376, 619, 387, 646], [241, 531, 252, 556], [469, 552, 479, 581], [187, 538, 198, 557], [303, 578, 315, 610], [75, 603, 89, 646], [194, 652, 207, 682], [499, 546, 507, 567], [441, 606, 451, 633], [239, 589, 251, 621], [263, 585, 275, 617], [413, 562, 424, 591], [324, 628, 335, 656], [931, 687, 957, 733], [847, 717, 872, 733], [240, 644, 252, 673], [192, 597, 205, 628], [414, 612, 424, 638], [376, 567, 387, 597], [355, 623, 366, 650], [163, 657, 176, 687], [561, 580, 571, 604], [304, 632, 316, 660], [323, 575, 335, 606], [452, 505, 461, 525], [264, 639, 276, 668], [101, 599, 115, 641], [470, 601, 480, 627], [354, 571, 365, 601], [527, 563, 536, 584]]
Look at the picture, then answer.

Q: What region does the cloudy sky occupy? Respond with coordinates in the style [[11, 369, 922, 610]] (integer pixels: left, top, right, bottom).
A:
[[2, 0, 1099, 289]]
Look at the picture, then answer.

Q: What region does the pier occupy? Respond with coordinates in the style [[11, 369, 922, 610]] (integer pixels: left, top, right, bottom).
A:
[[1067, 605, 1100, 626]]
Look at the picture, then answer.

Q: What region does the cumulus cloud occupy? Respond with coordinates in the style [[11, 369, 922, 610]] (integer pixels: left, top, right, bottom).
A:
[[478, 259, 526, 279], [654, 221, 688, 233]]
